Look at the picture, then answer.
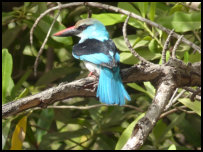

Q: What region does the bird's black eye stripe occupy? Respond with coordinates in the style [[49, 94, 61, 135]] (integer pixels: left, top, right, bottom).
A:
[[77, 24, 89, 30]]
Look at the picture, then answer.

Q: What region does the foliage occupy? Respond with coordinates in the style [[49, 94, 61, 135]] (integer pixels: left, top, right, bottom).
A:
[[2, 2, 201, 150]]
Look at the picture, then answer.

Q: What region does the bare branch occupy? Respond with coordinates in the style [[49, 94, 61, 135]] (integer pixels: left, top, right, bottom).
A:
[[162, 29, 174, 64], [160, 105, 196, 119], [85, 2, 201, 53], [33, 2, 62, 76], [29, 2, 84, 48], [122, 14, 151, 64], [183, 87, 201, 101], [122, 80, 176, 150], [2, 77, 96, 118], [172, 35, 184, 59], [29, 2, 201, 54], [164, 89, 185, 111], [2, 60, 201, 119], [34, 104, 143, 112]]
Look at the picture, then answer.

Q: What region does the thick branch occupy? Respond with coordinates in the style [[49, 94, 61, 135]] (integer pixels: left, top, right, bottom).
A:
[[122, 80, 176, 150], [2, 61, 201, 118], [2, 77, 96, 118]]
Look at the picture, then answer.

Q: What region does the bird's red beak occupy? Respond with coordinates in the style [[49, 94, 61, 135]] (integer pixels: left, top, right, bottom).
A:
[[53, 26, 78, 37]]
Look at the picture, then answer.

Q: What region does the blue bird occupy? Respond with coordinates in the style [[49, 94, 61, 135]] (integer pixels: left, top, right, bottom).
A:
[[54, 18, 131, 105]]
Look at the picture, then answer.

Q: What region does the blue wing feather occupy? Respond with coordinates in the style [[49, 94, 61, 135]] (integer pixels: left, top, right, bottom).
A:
[[79, 53, 111, 65]]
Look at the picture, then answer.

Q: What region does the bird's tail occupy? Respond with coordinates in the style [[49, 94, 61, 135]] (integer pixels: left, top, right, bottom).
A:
[[96, 67, 131, 105]]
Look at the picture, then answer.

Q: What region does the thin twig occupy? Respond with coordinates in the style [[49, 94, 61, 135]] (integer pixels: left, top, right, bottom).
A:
[[29, 2, 84, 47], [162, 29, 174, 64], [172, 35, 184, 59], [172, 89, 186, 106], [160, 106, 184, 119], [40, 104, 143, 112], [84, 2, 92, 18], [175, 106, 196, 114], [33, 2, 62, 76], [164, 88, 179, 111], [29, 2, 201, 53], [180, 2, 200, 11], [160, 105, 196, 119], [190, 87, 201, 101], [122, 14, 151, 64]]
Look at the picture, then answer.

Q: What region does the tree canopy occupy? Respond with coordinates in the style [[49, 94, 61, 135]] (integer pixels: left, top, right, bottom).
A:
[[2, 2, 201, 150]]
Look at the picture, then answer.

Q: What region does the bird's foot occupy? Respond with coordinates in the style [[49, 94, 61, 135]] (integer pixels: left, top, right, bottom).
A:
[[88, 72, 99, 80], [84, 81, 98, 92]]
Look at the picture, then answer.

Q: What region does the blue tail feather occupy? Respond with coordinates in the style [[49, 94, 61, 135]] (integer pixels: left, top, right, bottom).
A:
[[96, 67, 131, 105]]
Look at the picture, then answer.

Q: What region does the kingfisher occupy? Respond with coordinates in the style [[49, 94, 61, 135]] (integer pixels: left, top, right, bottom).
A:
[[53, 18, 131, 105]]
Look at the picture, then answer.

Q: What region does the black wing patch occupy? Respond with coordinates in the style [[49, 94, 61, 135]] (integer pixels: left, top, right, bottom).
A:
[[73, 39, 117, 56], [72, 39, 118, 69]]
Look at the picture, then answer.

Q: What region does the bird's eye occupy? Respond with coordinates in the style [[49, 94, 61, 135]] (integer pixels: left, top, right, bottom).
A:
[[78, 24, 89, 30]]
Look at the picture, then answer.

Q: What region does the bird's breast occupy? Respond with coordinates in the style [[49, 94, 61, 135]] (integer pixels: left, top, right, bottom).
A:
[[84, 61, 100, 75]]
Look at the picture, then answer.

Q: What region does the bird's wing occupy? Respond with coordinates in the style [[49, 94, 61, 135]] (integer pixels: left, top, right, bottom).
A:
[[72, 39, 119, 69]]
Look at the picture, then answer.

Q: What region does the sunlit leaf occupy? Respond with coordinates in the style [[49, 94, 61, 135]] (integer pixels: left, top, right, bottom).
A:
[[10, 115, 28, 150], [2, 49, 14, 104], [157, 11, 201, 32], [178, 98, 201, 116], [168, 144, 176, 150], [115, 113, 145, 150]]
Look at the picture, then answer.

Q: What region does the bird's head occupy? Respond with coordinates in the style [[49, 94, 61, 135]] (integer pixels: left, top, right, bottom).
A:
[[54, 18, 109, 42]]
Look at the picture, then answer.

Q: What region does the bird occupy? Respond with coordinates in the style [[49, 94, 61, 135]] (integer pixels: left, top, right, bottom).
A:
[[53, 18, 131, 105]]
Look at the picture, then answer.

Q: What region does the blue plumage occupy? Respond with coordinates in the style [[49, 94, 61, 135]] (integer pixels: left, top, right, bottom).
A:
[[97, 67, 131, 105], [54, 18, 131, 105], [76, 53, 111, 65]]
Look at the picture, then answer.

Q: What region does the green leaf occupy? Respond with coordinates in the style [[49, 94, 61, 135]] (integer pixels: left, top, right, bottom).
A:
[[115, 113, 145, 150], [149, 2, 156, 21], [2, 119, 11, 149], [143, 82, 155, 98], [24, 14, 72, 48], [36, 109, 54, 143], [127, 83, 154, 99], [157, 11, 201, 32], [148, 39, 158, 53], [118, 2, 140, 15], [36, 66, 80, 86], [183, 51, 189, 63], [177, 115, 201, 147], [15, 88, 29, 100], [2, 26, 21, 48], [168, 144, 176, 150], [158, 113, 185, 143], [136, 2, 149, 18], [11, 69, 32, 98], [178, 98, 201, 116], [120, 52, 138, 65], [118, 2, 143, 28], [151, 119, 168, 146], [188, 52, 201, 63], [2, 49, 14, 104], [169, 3, 185, 15], [2, 11, 14, 25], [81, 13, 126, 26], [113, 35, 139, 52], [120, 49, 161, 65], [39, 128, 91, 149]]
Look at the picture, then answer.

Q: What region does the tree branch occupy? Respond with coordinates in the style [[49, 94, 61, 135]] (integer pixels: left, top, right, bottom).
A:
[[122, 14, 151, 64], [122, 79, 176, 150], [33, 2, 62, 76], [162, 29, 174, 64], [2, 60, 201, 118], [30, 2, 201, 54], [4, 2, 201, 150]]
